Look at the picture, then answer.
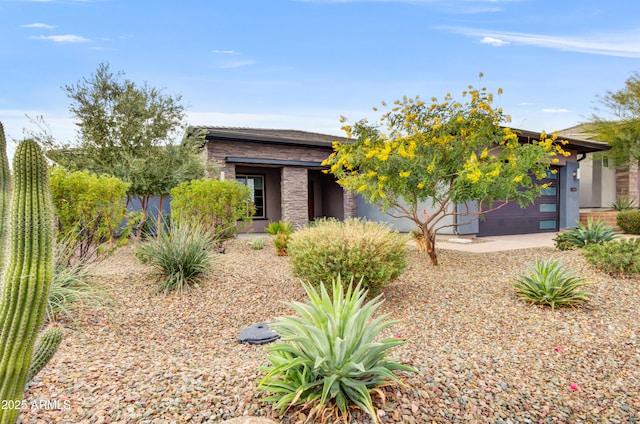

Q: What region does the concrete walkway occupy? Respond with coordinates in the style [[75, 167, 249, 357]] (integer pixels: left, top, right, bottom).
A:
[[436, 232, 558, 252]]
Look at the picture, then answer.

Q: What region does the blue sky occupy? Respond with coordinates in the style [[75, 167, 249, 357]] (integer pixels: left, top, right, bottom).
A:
[[1, 0, 640, 158]]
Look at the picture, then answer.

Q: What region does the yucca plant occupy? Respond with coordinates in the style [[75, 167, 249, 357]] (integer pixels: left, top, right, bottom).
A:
[[554, 218, 618, 250], [251, 237, 266, 250], [264, 220, 293, 255], [512, 259, 591, 309], [258, 276, 416, 423], [135, 223, 215, 293], [46, 236, 115, 323]]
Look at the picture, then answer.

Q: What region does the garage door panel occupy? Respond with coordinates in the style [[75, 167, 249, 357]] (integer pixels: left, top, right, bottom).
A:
[[478, 168, 559, 237]]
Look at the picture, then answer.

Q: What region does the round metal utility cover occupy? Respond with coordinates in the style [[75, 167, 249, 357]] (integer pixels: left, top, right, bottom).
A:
[[238, 322, 280, 345]]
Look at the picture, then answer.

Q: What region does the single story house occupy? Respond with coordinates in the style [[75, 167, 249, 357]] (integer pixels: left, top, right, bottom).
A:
[[559, 124, 636, 208], [195, 126, 608, 236]]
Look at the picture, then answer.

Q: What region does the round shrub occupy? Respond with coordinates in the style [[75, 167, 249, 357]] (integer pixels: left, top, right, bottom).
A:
[[584, 238, 640, 276], [617, 210, 640, 235], [287, 218, 407, 295]]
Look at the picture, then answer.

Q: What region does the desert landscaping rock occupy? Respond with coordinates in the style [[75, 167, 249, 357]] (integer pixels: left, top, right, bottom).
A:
[[19, 239, 640, 423], [221, 418, 279, 424]]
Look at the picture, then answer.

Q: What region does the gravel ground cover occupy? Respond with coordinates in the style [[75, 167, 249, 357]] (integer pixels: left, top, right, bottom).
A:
[[19, 239, 640, 423]]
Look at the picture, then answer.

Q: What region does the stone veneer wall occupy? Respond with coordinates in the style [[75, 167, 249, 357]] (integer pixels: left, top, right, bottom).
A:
[[205, 140, 332, 166], [204, 139, 357, 227], [616, 163, 639, 199], [281, 167, 309, 228]]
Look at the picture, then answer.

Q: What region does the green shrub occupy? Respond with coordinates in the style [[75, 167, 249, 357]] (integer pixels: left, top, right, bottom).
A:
[[258, 276, 416, 423], [49, 166, 131, 259], [170, 178, 254, 240], [288, 218, 407, 296], [264, 220, 293, 255], [553, 232, 576, 251], [512, 259, 591, 309], [251, 237, 266, 250], [553, 218, 618, 250], [584, 238, 640, 276], [135, 223, 215, 293], [610, 194, 637, 211], [617, 210, 640, 234]]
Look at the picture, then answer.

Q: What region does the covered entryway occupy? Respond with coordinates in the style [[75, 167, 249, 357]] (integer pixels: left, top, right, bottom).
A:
[[308, 169, 344, 220], [478, 169, 560, 236]]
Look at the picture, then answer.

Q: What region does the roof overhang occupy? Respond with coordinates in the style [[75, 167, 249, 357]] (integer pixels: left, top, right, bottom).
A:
[[513, 128, 609, 155]]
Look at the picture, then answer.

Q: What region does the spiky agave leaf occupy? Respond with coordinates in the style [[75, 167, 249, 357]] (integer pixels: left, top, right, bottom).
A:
[[259, 275, 417, 423], [512, 259, 591, 309]]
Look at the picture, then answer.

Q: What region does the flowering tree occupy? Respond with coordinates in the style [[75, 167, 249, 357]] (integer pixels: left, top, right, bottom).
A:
[[323, 82, 569, 265]]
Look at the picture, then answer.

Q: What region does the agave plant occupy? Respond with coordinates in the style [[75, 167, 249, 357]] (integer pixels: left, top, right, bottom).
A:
[[554, 218, 618, 250], [258, 276, 416, 423], [512, 259, 591, 309]]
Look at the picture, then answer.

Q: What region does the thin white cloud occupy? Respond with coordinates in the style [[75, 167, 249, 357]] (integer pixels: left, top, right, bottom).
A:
[[518, 102, 536, 106], [29, 34, 90, 43], [480, 36, 509, 46], [218, 60, 257, 69], [542, 108, 570, 113], [292, 0, 438, 2], [211, 50, 255, 68], [448, 26, 640, 58], [21, 23, 57, 29], [212, 49, 237, 55]]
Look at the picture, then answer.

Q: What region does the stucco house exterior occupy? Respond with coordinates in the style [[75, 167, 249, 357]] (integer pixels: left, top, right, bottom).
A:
[[195, 126, 608, 236], [559, 124, 636, 208]]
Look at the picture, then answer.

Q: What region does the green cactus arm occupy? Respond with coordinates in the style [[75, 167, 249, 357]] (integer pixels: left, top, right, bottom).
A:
[[0, 122, 10, 273], [0, 139, 54, 423], [27, 324, 64, 382]]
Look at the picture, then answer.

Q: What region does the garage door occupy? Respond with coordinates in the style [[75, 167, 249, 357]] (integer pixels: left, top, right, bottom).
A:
[[478, 169, 560, 237]]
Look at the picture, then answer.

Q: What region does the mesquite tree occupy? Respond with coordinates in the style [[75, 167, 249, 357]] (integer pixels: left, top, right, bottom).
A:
[[324, 81, 569, 265], [0, 134, 55, 423]]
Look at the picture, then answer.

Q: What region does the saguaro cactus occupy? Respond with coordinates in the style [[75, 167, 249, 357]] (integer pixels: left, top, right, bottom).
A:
[[0, 136, 54, 423], [28, 324, 64, 382], [0, 122, 9, 265]]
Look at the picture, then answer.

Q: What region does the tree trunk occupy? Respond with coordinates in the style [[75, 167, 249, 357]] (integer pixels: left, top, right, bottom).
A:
[[156, 195, 163, 239], [421, 225, 438, 266]]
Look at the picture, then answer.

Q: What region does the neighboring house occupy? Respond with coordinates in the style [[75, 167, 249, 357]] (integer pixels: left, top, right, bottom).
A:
[[196, 126, 608, 236], [559, 124, 635, 208]]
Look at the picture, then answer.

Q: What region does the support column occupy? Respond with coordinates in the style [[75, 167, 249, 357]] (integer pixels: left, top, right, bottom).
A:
[[281, 167, 308, 229]]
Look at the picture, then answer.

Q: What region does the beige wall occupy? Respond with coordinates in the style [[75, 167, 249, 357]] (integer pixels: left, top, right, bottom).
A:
[[579, 155, 616, 208]]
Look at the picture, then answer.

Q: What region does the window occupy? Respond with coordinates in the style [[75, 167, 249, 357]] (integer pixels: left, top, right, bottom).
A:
[[539, 203, 557, 213], [540, 186, 557, 196], [236, 175, 265, 218], [539, 219, 557, 230]]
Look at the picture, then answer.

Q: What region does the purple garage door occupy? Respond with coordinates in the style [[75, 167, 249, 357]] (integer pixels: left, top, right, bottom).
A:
[[478, 169, 560, 237]]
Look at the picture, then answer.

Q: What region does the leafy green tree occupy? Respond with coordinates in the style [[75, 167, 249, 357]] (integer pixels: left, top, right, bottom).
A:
[[47, 63, 204, 235], [588, 71, 640, 167], [324, 81, 568, 265]]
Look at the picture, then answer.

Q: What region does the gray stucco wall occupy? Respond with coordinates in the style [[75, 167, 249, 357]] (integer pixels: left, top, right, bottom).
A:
[[356, 196, 456, 234]]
